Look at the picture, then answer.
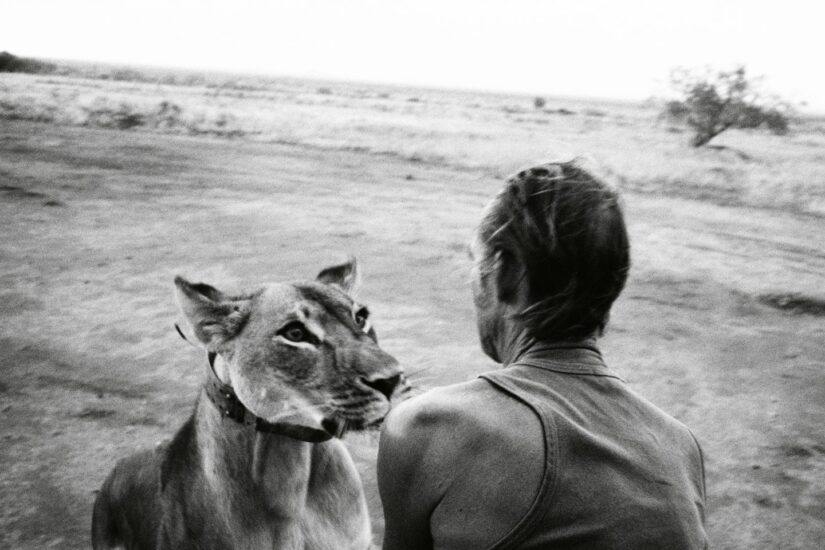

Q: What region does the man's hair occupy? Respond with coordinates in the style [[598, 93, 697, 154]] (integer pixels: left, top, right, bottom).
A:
[[479, 160, 630, 341]]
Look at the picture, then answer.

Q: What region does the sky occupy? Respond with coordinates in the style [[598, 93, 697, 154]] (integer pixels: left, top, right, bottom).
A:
[[3, 0, 824, 110]]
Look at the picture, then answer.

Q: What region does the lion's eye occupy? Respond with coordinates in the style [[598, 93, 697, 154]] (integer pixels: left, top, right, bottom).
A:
[[354, 307, 370, 329], [279, 322, 310, 343]]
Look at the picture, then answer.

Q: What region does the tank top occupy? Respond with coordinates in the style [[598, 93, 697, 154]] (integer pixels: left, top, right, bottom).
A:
[[478, 341, 708, 550]]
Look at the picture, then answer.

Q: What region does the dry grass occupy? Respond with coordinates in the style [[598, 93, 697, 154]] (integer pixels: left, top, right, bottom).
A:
[[2, 71, 825, 216]]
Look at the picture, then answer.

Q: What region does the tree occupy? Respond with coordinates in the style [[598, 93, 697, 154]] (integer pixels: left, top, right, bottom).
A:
[[668, 66, 790, 147]]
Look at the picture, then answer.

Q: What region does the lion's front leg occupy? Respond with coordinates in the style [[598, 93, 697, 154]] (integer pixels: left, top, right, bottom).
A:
[[303, 439, 373, 550]]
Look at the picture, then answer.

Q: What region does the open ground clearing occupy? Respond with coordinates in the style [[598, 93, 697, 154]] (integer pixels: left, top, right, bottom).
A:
[[1, 74, 824, 548]]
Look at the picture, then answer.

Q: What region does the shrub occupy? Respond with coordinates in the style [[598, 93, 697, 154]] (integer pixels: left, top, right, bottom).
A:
[[82, 100, 145, 130], [110, 69, 144, 82], [662, 100, 690, 123], [154, 101, 183, 129], [0, 51, 56, 74], [761, 108, 790, 135], [534, 96, 546, 109], [668, 66, 791, 147]]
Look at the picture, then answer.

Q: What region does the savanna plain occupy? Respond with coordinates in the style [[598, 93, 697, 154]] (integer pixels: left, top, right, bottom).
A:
[[1, 68, 825, 549]]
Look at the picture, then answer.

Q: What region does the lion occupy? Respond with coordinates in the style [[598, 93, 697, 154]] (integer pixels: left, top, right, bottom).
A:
[[92, 258, 406, 549]]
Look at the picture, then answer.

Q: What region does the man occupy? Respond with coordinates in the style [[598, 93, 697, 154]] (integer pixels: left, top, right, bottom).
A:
[[378, 161, 707, 549]]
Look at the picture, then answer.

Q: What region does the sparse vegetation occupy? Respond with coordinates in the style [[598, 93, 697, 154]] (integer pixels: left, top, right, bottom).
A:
[[0, 88, 245, 137], [667, 66, 791, 147], [1, 61, 823, 216]]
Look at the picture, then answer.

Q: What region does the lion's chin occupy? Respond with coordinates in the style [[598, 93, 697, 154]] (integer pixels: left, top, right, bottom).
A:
[[321, 416, 348, 438], [324, 410, 387, 435]]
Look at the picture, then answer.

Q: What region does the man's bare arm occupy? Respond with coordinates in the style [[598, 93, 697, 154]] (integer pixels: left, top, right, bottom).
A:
[[378, 399, 446, 550]]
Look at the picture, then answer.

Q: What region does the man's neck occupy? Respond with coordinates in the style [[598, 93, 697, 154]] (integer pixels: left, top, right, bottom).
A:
[[496, 325, 535, 367], [499, 330, 599, 367]]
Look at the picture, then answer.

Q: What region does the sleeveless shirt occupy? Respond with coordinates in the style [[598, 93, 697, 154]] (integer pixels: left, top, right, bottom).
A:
[[478, 342, 707, 550]]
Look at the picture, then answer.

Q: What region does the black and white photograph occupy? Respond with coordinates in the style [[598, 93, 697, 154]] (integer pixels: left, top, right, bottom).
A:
[[1, 1, 824, 548]]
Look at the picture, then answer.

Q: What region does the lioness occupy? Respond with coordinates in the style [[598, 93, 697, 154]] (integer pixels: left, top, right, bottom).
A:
[[92, 259, 405, 550]]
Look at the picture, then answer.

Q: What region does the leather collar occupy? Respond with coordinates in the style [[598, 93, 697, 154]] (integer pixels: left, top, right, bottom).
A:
[[203, 352, 338, 443]]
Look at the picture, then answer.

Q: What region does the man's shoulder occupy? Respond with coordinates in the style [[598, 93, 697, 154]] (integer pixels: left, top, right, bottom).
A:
[[380, 378, 547, 547], [386, 379, 513, 438], [382, 377, 544, 465], [378, 382, 498, 515]]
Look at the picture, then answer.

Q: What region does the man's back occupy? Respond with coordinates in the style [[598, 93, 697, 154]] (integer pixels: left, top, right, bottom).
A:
[[378, 343, 707, 550]]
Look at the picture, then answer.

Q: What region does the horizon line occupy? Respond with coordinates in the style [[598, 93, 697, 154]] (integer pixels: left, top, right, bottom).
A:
[[8, 51, 823, 115]]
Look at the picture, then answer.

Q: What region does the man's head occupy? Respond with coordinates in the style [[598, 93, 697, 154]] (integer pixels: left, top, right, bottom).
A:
[[472, 161, 630, 361]]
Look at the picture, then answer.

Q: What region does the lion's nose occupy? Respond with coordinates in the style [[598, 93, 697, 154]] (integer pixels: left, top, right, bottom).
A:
[[362, 374, 402, 399]]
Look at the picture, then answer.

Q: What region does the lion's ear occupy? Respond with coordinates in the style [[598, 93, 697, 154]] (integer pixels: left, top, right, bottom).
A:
[[174, 276, 250, 349], [316, 256, 360, 295]]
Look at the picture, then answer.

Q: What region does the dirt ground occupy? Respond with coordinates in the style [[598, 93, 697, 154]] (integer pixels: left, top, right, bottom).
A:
[[1, 119, 824, 549]]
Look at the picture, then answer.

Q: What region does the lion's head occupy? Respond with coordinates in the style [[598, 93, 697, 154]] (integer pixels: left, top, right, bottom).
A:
[[174, 258, 406, 436]]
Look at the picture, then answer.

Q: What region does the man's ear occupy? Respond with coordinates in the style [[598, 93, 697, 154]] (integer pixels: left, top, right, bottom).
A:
[[316, 256, 360, 295], [174, 276, 250, 350], [493, 250, 530, 310]]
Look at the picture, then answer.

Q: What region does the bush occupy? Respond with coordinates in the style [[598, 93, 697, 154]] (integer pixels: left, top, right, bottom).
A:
[[110, 69, 144, 82], [0, 51, 56, 74], [155, 100, 183, 129], [668, 66, 791, 147], [762, 108, 790, 135], [662, 100, 690, 123], [82, 100, 145, 130], [534, 96, 546, 109]]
